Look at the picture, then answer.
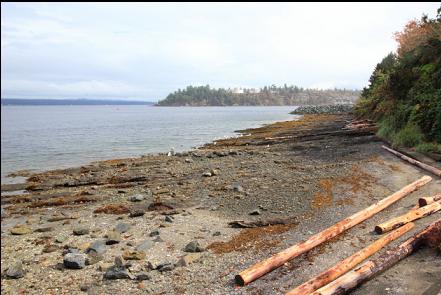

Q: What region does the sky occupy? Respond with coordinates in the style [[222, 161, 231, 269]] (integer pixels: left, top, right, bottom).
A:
[[1, 3, 439, 101]]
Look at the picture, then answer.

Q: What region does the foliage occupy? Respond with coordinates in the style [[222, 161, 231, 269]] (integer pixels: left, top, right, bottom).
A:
[[415, 142, 441, 154], [355, 8, 441, 149], [157, 85, 360, 106]]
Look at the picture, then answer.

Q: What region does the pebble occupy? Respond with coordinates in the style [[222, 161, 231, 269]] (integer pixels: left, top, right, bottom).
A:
[[212, 231, 221, 236], [129, 209, 145, 218], [87, 240, 107, 255], [122, 250, 146, 260], [73, 226, 90, 236], [149, 230, 160, 237], [165, 216, 174, 223], [177, 253, 202, 267], [157, 262, 175, 272], [185, 158, 193, 163], [202, 172, 212, 177], [86, 251, 103, 265], [105, 232, 121, 245], [10, 226, 32, 235], [183, 241, 204, 253], [34, 227, 53, 233], [128, 194, 144, 202], [135, 272, 151, 281], [63, 253, 86, 269], [55, 235, 67, 243], [249, 209, 261, 215], [114, 223, 131, 234], [233, 185, 244, 193], [5, 261, 24, 279], [135, 240, 154, 252]]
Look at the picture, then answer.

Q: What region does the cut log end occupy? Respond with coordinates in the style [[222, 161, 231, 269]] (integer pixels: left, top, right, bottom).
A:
[[235, 274, 246, 286], [374, 226, 383, 234]]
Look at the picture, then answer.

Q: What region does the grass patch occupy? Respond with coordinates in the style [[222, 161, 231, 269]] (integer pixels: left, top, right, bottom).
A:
[[392, 124, 424, 148], [415, 142, 441, 154]]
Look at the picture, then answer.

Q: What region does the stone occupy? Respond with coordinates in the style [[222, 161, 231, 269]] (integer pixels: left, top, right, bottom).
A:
[[63, 253, 86, 269], [157, 262, 175, 272], [129, 209, 145, 218], [202, 172, 212, 177], [164, 216, 174, 223], [86, 251, 103, 265], [104, 265, 133, 280], [128, 194, 144, 202], [183, 241, 204, 253], [34, 227, 53, 233], [87, 240, 107, 255], [249, 209, 261, 215], [122, 250, 146, 260], [135, 240, 153, 252], [210, 169, 219, 176], [212, 231, 221, 236], [5, 261, 24, 279], [114, 223, 131, 234], [135, 272, 151, 281], [153, 236, 164, 243], [149, 230, 160, 237], [105, 232, 121, 245], [73, 226, 89, 236], [55, 235, 67, 243], [233, 185, 244, 193], [42, 244, 58, 253], [177, 253, 202, 267], [10, 226, 32, 235], [184, 158, 193, 163]]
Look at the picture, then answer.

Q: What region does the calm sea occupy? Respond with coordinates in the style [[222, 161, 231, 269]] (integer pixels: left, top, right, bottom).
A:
[[1, 106, 298, 183]]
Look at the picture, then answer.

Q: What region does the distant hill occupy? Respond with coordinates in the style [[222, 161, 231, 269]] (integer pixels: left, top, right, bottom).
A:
[[156, 85, 360, 106], [1, 98, 154, 106]]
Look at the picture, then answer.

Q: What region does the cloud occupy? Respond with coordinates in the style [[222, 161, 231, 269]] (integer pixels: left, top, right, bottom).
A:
[[1, 3, 440, 100]]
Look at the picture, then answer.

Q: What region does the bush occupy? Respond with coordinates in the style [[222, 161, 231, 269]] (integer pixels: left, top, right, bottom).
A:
[[392, 124, 424, 148]]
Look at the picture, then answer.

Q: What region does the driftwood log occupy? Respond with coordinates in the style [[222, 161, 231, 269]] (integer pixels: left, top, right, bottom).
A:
[[375, 200, 441, 234], [419, 193, 441, 207], [382, 145, 441, 177], [312, 219, 441, 295], [285, 223, 414, 295], [235, 176, 431, 286]]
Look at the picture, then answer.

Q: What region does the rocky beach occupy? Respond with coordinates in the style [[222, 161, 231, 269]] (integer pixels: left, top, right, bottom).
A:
[[1, 111, 440, 295]]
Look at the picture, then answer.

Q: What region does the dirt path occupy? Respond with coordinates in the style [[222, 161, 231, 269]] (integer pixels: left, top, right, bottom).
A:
[[1, 114, 440, 294]]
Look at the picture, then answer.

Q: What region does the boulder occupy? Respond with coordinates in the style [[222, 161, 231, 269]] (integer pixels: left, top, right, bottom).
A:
[[183, 241, 204, 253], [63, 253, 86, 269], [5, 261, 24, 279]]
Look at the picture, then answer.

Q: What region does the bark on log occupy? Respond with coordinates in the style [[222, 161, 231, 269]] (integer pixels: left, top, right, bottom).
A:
[[312, 219, 441, 295], [382, 145, 441, 177], [285, 223, 414, 295], [419, 194, 441, 207], [375, 201, 441, 234], [235, 176, 432, 286]]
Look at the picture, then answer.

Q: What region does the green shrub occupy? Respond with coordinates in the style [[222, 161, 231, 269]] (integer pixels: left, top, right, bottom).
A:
[[392, 124, 424, 148]]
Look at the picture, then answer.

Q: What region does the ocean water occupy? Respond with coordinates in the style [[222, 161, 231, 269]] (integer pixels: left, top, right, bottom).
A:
[[1, 105, 298, 182]]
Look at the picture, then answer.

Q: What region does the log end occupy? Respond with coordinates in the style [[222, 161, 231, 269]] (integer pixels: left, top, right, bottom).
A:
[[374, 226, 384, 234], [418, 198, 428, 207], [235, 274, 246, 286]]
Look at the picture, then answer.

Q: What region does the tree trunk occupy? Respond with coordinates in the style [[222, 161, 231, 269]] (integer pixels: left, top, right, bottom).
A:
[[285, 223, 414, 295], [312, 219, 441, 295], [235, 176, 432, 286], [382, 145, 441, 177]]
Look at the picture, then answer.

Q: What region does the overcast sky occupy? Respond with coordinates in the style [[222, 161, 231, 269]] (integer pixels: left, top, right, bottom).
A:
[[1, 3, 439, 101]]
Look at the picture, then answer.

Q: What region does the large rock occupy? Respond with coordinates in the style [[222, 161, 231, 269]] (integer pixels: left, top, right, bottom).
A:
[[10, 226, 32, 235], [5, 261, 24, 279], [114, 223, 131, 234], [183, 241, 204, 253], [63, 253, 86, 269], [103, 256, 134, 280]]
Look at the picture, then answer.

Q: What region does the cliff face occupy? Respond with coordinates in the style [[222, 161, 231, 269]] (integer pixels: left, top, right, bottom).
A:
[[156, 86, 360, 106]]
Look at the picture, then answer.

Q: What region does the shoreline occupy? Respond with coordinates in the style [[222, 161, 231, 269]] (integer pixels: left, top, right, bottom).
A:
[[1, 113, 440, 295]]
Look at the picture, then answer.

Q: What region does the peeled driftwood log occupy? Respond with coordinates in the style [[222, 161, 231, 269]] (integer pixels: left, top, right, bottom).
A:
[[375, 201, 441, 234], [382, 145, 441, 177], [419, 193, 441, 207], [235, 176, 432, 286], [312, 219, 441, 295], [285, 223, 414, 295]]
